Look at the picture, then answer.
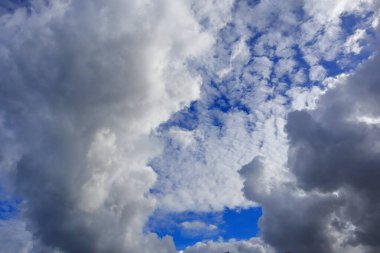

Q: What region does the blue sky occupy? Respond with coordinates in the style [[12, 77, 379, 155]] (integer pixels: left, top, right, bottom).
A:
[[148, 207, 262, 250], [1, 1, 380, 253], [145, 4, 376, 249]]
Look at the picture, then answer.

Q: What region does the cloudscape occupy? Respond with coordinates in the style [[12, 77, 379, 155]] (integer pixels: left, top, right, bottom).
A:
[[0, 1, 379, 253]]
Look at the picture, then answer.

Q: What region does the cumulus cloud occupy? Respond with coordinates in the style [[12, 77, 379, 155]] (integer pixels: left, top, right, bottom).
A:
[[0, 0, 213, 252], [239, 17, 380, 253], [152, 0, 377, 214], [2, 0, 380, 252], [285, 47, 380, 253], [183, 238, 274, 253], [0, 219, 33, 253]]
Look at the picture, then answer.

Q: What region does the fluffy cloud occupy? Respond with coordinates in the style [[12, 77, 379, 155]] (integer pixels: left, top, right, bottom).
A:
[[2, 0, 380, 252], [152, 0, 377, 214], [0, 0, 212, 252], [240, 21, 380, 253], [180, 220, 218, 238], [184, 2, 380, 252], [0, 219, 33, 253], [285, 48, 380, 253], [183, 238, 274, 253]]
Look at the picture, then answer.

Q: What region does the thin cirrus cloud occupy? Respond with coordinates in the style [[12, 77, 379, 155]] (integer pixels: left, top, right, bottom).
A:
[[0, 0, 380, 253]]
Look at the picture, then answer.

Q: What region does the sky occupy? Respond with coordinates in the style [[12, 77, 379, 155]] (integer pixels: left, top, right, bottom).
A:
[[0, 0, 380, 253]]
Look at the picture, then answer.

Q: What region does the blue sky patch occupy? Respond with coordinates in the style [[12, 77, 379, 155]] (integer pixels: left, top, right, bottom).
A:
[[148, 207, 262, 250]]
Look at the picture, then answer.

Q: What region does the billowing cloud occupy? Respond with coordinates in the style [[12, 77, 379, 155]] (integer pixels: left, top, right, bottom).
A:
[[2, 0, 380, 252], [285, 45, 380, 253], [183, 238, 274, 253], [0, 219, 32, 253], [240, 21, 380, 253], [0, 0, 213, 252]]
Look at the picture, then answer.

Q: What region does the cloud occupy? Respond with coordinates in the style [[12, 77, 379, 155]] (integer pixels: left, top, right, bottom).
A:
[[284, 45, 380, 253], [2, 0, 380, 252], [152, 0, 377, 214], [241, 156, 343, 253], [180, 220, 218, 238], [239, 14, 380, 253], [183, 238, 274, 253], [0, 219, 33, 253], [0, 0, 212, 252]]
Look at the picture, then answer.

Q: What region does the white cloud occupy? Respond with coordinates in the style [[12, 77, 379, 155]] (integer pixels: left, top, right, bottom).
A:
[[180, 221, 218, 238], [309, 65, 327, 81], [183, 238, 274, 253], [345, 29, 367, 54], [1, 0, 379, 252], [0, 0, 215, 252], [152, 0, 378, 215]]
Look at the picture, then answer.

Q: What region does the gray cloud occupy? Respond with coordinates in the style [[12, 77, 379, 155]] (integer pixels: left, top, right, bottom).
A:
[[240, 157, 342, 253], [0, 220, 33, 253], [285, 49, 380, 252], [0, 0, 212, 252], [240, 24, 380, 253], [1, 1, 380, 252], [150, 0, 376, 214]]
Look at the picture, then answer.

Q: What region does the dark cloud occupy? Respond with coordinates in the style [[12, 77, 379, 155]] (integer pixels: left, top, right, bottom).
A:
[[240, 157, 342, 253], [241, 24, 380, 253], [285, 49, 380, 252]]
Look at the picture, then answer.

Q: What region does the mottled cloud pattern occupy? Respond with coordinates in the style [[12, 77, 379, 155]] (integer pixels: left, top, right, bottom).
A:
[[184, 1, 380, 253], [152, 0, 378, 214], [238, 22, 380, 253], [1, 0, 380, 253]]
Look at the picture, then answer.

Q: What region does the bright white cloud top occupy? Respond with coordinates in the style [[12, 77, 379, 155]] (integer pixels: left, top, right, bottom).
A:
[[0, 1, 379, 253]]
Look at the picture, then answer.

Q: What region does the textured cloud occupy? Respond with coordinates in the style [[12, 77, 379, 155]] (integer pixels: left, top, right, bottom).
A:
[[241, 157, 344, 253], [183, 238, 274, 253], [0, 219, 32, 253], [285, 48, 380, 253], [152, 0, 377, 213], [239, 21, 380, 253], [2, 0, 380, 252], [0, 0, 212, 252], [180, 1, 380, 252]]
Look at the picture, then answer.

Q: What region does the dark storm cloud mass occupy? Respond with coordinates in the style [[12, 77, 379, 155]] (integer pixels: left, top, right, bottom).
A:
[[240, 27, 380, 253], [240, 157, 342, 253], [286, 50, 380, 252]]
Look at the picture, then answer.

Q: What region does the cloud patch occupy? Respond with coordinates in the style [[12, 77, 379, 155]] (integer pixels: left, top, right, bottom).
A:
[[0, 0, 212, 252], [240, 20, 380, 253]]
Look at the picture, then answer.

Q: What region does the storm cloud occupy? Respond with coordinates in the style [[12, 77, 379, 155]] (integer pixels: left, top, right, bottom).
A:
[[286, 45, 380, 252]]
